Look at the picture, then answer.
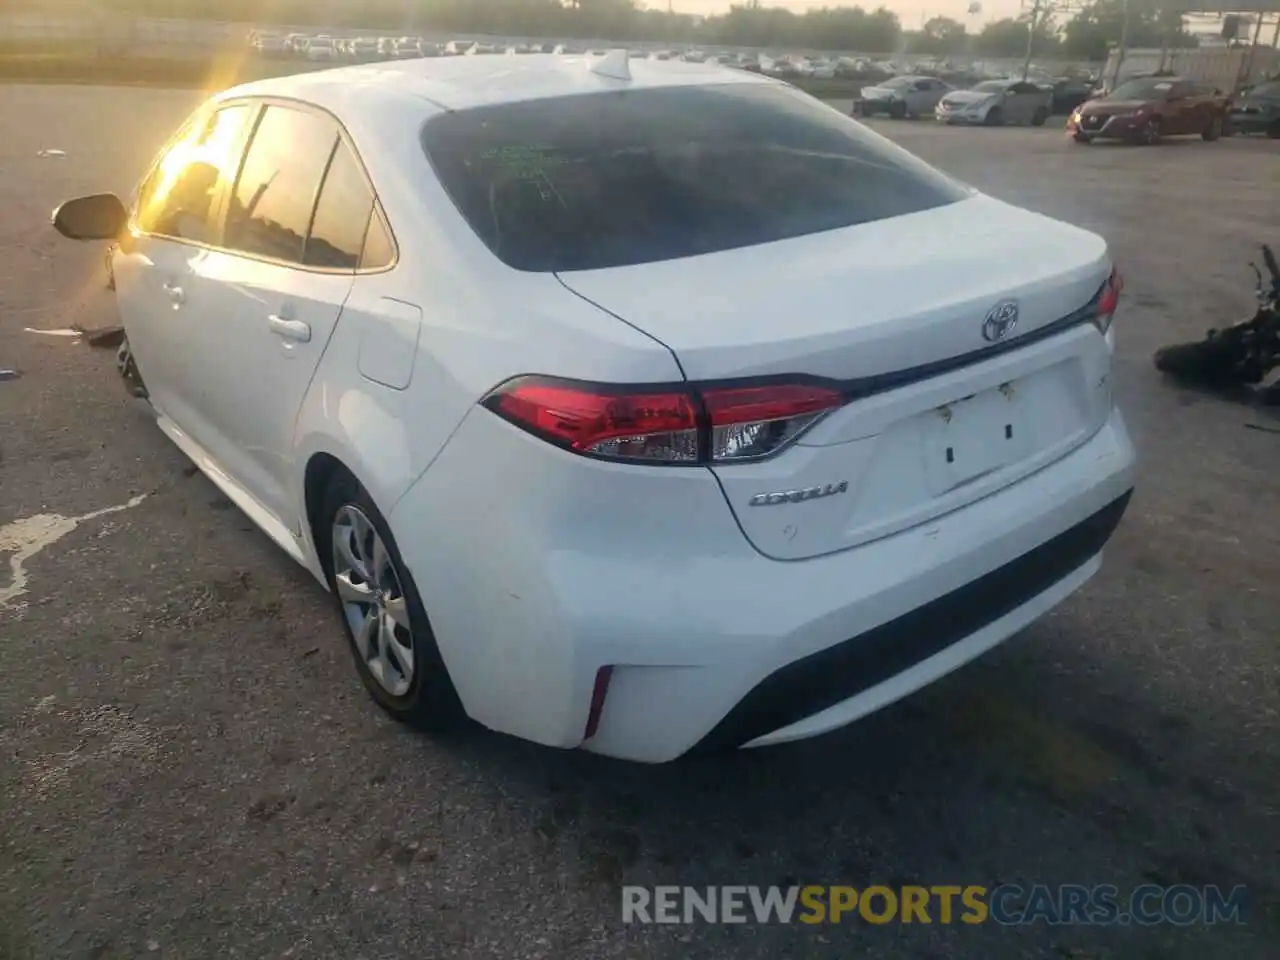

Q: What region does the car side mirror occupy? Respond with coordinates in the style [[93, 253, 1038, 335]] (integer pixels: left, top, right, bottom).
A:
[[52, 193, 128, 241]]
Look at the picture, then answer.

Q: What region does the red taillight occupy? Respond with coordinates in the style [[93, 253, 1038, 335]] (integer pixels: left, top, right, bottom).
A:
[[1096, 268, 1123, 333], [703, 383, 844, 461], [488, 380, 699, 461], [483, 376, 844, 465]]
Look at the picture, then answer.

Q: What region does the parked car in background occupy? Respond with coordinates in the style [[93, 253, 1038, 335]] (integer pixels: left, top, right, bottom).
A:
[[394, 37, 422, 59], [252, 33, 287, 57], [857, 76, 951, 118], [1228, 79, 1280, 138], [350, 37, 379, 62], [1051, 77, 1095, 115], [936, 79, 1053, 126], [306, 37, 338, 62], [1068, 77, 1228, 144]]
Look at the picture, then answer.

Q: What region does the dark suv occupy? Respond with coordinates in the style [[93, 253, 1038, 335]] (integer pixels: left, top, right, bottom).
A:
[[1229, 79, 1280, 138], [1068, 76, 1229, 145]]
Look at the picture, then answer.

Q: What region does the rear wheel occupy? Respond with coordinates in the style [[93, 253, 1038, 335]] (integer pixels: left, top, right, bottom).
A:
[[1031, 106, 1049, 127], [1072, 131, 1093, 144], [1137, 117, 1162, 145], [984, 106, 1004, 127], [318, 471, 463, 731], [1202, 115, 1223, 141], [888, 100, 907, 119]]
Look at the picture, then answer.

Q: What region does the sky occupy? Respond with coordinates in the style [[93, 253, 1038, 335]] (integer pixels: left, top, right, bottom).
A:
[[657, 0, 1029, 27]]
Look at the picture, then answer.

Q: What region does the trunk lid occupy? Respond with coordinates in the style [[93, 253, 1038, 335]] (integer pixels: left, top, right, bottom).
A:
[[559, 194, 1116, 560]]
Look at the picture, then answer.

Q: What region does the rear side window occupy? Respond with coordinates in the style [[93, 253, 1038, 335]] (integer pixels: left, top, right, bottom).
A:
[[421, 83, 969, 272], [360, 210, 395, 269], [305, 139, 374, 270], [136, 105, 252, 244], [225, 106, 337, 264]]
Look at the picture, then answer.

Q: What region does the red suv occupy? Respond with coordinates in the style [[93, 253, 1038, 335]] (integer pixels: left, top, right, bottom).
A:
[[1068, 76, 1229, 144]]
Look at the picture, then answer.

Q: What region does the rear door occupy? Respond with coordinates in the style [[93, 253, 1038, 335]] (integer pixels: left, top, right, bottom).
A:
[[1164, 82, 1199, 134], [1006, 82, 1040, 123], [1188, 81, 1220, 132], [906, 79, 935, 114], [180, 102, 371, 525]]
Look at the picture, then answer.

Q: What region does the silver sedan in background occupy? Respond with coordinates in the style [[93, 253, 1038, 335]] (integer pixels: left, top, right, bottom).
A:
[[856, 75, 952, 118], [936, 79, 1054, 127]]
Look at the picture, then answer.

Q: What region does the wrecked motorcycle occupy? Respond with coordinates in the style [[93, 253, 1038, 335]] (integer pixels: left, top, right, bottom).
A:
[[1153, 244, 1280, 400]]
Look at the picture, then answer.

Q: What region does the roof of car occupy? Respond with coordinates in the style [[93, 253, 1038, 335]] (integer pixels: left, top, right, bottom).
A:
[[221, 54, 775, 114]]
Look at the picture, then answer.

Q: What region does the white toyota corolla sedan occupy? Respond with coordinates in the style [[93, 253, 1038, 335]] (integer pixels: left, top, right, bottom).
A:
[[53, 52, 1135, 763]]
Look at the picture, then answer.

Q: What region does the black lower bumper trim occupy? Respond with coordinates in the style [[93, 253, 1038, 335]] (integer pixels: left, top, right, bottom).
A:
[[690, 490, 1133, 754]]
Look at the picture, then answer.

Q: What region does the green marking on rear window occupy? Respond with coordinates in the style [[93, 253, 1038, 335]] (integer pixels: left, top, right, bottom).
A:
[[479, 144, 566, 179]]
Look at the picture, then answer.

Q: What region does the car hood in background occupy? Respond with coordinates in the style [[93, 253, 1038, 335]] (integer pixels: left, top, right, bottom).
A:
[[941, 90, 999, 106], [1079, 98, 1154, 116]]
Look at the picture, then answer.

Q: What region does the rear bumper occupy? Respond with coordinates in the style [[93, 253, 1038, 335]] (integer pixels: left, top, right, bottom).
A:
[[394, 402, 1136, 763], [695, 489, 1129, 753], [856, 98, 895, 116]]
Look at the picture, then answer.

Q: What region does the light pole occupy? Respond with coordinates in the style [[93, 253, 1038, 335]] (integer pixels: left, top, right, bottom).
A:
[[967, 1, 981, 69], [1020, 0, 1044, 81], [1109, 0, 1130, 92]]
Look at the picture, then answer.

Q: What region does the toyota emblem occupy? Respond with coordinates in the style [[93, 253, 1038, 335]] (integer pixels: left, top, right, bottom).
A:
[[982, 300, 1019, 343]]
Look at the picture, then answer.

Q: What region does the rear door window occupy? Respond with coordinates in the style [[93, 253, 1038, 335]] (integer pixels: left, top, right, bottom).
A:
[[421, 83, 969, 273], [305, 139, 375, 270], [225, 105, 338, 265]]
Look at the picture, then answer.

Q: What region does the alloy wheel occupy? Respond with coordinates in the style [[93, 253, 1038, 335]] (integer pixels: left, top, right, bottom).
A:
[[331, 504, 415, 697]]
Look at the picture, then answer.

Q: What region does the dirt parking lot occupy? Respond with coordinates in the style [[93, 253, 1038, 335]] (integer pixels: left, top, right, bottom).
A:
[[1, 84, 1278, 960]]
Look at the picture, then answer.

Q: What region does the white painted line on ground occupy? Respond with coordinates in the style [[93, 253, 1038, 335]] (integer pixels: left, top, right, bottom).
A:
[[0, 494, 148, 610]]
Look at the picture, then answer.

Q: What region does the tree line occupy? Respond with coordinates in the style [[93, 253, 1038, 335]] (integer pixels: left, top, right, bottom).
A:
[[87, 0, 1198, 61]]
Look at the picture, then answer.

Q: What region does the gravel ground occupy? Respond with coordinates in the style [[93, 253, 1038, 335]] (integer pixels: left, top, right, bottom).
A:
[[1, 84, 1278, 960]]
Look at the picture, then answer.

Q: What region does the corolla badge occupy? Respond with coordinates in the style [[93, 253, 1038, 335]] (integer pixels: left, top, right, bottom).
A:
[[982, 300, 1019, 342], [748, 481, 849, 507]]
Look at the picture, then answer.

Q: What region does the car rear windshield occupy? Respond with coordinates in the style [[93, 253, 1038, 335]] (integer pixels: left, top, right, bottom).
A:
[[420, 84, 970, 273]]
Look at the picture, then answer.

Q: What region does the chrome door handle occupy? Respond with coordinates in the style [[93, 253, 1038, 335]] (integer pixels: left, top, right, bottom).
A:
[[268, 315, 311, 343]]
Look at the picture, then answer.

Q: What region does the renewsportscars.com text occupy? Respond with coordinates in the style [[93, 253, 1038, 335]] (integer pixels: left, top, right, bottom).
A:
[[621, 884, 1248, 927]]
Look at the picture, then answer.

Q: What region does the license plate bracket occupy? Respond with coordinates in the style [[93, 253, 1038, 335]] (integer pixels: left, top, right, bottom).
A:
[[920, 383, 1033, 495]]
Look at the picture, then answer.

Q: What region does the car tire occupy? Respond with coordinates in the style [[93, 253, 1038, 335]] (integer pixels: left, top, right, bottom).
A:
[[1072, 131, 1093, 143], [1138, 117, 1161, 145], [1268, 120, 1280, 140], [115, 336, 147, 399], [1202, 115, 1223, 141], [889, 101, 907, 119], [318, 470, 464, 732], [984, 107, 1004, 126], [1031, 106, 1049, 127]]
